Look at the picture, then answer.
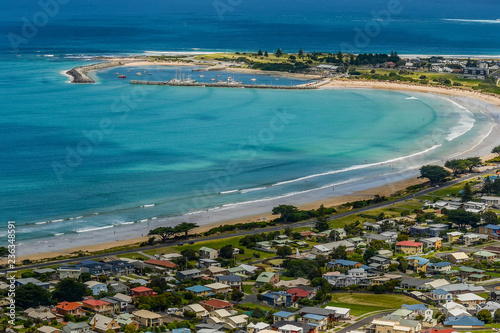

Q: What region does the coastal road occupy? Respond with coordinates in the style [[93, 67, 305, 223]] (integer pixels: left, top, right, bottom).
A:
[[336, 311, 393, 333], [2, 167, 498, 273]]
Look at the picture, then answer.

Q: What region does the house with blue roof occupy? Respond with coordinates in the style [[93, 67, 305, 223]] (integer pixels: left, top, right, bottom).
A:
[[430, 289, 453, 303], [407, 256, 430, 273], [79, 260, 112, 276], [302, 314, 328, 330], [185, 285, 213, 297], [444, 315, 484, 328], [401, 304, 433, 320], [262, 291, 292, 307], [272, 311, 295, 323], [479, 224, 500, 240], [327, 259, 371, 270], [427, 261, 452, 274]]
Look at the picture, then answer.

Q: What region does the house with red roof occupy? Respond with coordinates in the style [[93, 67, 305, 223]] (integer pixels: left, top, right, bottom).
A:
[[82, 299, 112, 315], [54, 301, 86, 318], [144, 259, 178, 270], [130, 286, 157, 298], [396, 241, 423, 254], [287, 288, 315, 302], [199, 299, 234, 311]]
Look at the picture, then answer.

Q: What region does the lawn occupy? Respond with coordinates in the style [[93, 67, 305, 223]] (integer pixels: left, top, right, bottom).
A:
[[242, 284, 254, 294], [238, 302, 276, 312], [326, 293, 421, 316]]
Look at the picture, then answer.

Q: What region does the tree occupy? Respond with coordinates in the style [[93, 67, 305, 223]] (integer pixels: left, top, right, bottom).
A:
[[298, 48, 304, 57], [16, 283, 52, 308], [445, 159, 472, 176], [220, 244, 234, 259], [174, 222, 199, 237], [466, 157, 482, 171], [461, 182, 473, 202], [398, 257, 408, 272], [148, 226, 175, 242], [363, 247, 377, 262], [482, 211, 499, 225], [231, 290, 244, 303], [315, 204, 330, 231], [494, 308, 500, 323], [264, 50, 269, 57], [331, 246, 347, 260], [419, 165, 451, 184], [52, 278, 87, 302], [257, 49, 263, 56], [478, 309, 493, 324], [275, 48, 282, 57], [79, 272, 91, 283], [272, 205, 298, 223], [124, 324, 137, 333], [492, 145, 500, 155], [337, 51, 343, 62], [447, 209, 480, 229], [0, 247, 8, 257], [277, 245, 293, 258]]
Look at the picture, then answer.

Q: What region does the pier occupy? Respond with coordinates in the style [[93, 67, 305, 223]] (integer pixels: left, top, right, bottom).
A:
[[66, 62, 121, 83], [130, 78, 331, 90]]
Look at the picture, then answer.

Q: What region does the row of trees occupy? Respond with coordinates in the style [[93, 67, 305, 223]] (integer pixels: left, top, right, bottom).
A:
[[148, 222, 199, 243]]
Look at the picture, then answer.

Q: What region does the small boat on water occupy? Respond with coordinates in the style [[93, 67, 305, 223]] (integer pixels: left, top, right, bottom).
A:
[[136, 72, 143, 76], [250, 78, 257, 81], [117, 75, 126, 79], [216, 74, 221, 77], [114, 72, 120, 75], [147, 73, 152, 75], [210, 78, 216, 81], [199, 75, 205, 78]]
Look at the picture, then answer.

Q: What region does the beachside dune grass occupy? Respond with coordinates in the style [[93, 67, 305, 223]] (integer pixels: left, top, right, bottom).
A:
[[326, 293, 420, 316]]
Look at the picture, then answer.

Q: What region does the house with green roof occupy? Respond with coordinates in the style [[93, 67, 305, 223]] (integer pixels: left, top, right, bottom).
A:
[[256, 272, 279, 287], [472, 250, 497, 263], [199, 247, 219, 260]]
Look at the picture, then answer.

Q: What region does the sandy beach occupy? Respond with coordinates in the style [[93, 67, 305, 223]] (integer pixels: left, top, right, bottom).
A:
[[13, 74, 500, 263]]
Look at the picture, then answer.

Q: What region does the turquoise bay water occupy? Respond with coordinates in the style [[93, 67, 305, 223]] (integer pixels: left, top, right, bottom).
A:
[[0, 56, 493, 244], [1, 0, 500, 245]]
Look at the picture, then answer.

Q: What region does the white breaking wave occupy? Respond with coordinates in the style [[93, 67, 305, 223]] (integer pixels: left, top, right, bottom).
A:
[[220, 178, 365, 210], [76, 225, 113, 233], [54, 233, 65, 236], [240, 187, 267, 194], [271, 144, 442, 187], [406, 96, 418, 100], [141, 204, 155, 208], [444, 18, 500, 24], [444, 98, 476, 141], [220, 189, 239, 194]]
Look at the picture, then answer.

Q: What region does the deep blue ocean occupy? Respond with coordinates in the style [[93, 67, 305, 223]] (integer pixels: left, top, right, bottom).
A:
[[1, 0, 499, 247]]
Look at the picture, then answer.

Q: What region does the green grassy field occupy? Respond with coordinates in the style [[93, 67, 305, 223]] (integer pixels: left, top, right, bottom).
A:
[[326, 293, 421, 316], [117, 253, 150, 260]]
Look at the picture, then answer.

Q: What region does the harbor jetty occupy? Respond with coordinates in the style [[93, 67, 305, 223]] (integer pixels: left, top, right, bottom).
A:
[[66, 62, 121, 83], [130, 78, 331, 90]]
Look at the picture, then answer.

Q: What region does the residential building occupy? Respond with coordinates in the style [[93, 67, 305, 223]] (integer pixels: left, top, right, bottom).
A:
[[443, 315, 484, 328], [273, 311, 295, 324], [58, 265, 84, 279], [106, 260, 135, 276], [206, 266, 228, 276], [287, 288, 314, 302], [481, 196, 500, 207], [479, 224, 500, 240], [199, 247, 219, 260], [298, 307, 338, 322], [311, 240, 355, 256], [186, 285, 214, 297], [89, 314, 120, 333], [205, 282, 232, 294], [472, 250, 497, 263], [439, 282, 485, 294], [130, 286, 156, 298], [198, 259, 221, 269], [99, 297, 122, 314], [446, 252, 470, 264], [216, 275, 242, 290], [176, 269, 202, 281], [62, 322, 92, 333], [464, 233, 489, 246], [368, 255, 392, 271], [428, 224, 449, 237], [456, 293, 486, 306], [133, 309, 163, 327], [407, 257, 429, 273], [302, 314, 328, 330], [248, 322, 271, 333], [184, 304, 209, 318], [427, 262, 452, 274], [272, 322, 316, 333], [82, 299, 112, 315], [476, 301, 500, 317], [114, 313, 139, 330], [445, 232, 463, 243], [15, 277, 50, 289], [421, 237, 442, 250], [395, 241, 423, 254], [262, 291, 292, 307], [200, 299, 234, 312], [79, 260, 112, 276], [55, 302, 86, 318], [224, 315, 249, 329], [143, 259, 178, 270], [84, 281, 108, 296], [256, 272, 280, 286], [401, 304, 433, 320], [37, 327, 60, 333], [25, 307, 57, 321]]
